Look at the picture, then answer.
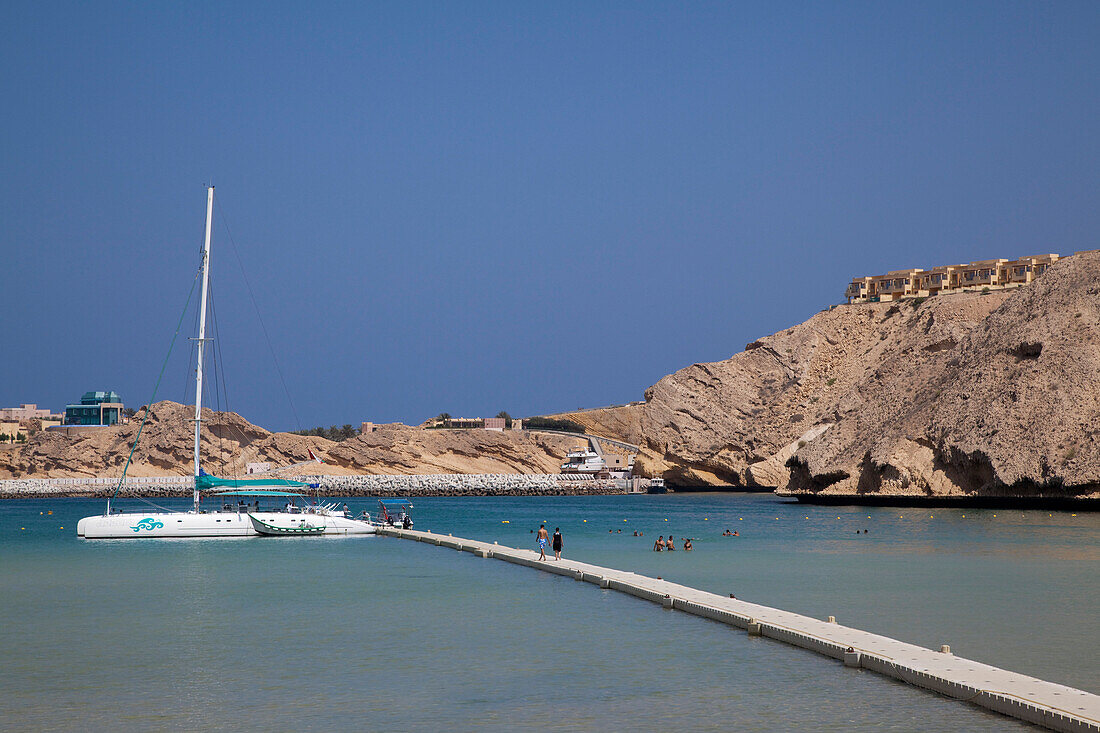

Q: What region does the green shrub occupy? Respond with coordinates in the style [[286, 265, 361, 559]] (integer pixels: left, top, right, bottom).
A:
[[523, 416, 586, 433]]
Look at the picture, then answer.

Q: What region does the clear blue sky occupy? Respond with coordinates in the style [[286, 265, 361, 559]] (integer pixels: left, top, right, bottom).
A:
[[2, 1, 1098, 430]]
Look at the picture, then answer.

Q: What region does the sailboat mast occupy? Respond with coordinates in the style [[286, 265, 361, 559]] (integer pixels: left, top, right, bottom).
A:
[[193, 185, 214, 509]]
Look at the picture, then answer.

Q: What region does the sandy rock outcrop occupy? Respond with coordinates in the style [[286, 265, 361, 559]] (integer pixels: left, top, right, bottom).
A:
[[0, 401, 331, 479], [320, 426, 577, 476], [0, 401, 578, 480], [790, 249, 1100, 498], [560, 251, 1100, 498]]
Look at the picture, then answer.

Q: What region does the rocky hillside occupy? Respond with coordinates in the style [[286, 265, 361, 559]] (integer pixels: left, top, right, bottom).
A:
[[0, 401, 578, 480], [559, 251, 1100, 499], [8, 251, 1098, 500], [317, 426, 578, 476]]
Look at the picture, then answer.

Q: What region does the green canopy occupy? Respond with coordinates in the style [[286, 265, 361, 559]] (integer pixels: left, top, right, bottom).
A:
[[210, 490, 305, 497], [195, 474, 312, 492]]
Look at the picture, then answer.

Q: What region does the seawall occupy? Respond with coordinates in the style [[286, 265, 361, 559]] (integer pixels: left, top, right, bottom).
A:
[[0, 473, 632, 499]]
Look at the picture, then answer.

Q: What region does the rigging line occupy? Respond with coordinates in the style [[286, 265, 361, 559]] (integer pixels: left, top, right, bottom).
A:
[[182, 281, 201, 407], [208, 279, 222, 414], [207, 281, 239, 479], [129, 495, 179, 513], [112, 267, 202, 500], [209, 281, 246, 478], [212, 190, 303, 432], [210, 276, 231, 420]]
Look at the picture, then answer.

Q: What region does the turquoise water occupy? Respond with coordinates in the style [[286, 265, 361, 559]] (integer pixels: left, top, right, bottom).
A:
[[2, 493, 1096, 731]]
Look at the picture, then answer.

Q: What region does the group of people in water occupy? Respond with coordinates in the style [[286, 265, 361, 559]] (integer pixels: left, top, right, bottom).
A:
[[652, 535, 692, 551], [535, 523, 749, 558]]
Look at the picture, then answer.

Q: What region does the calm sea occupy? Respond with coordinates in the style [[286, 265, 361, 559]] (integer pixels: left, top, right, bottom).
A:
[[2, 492, 1096, 731]]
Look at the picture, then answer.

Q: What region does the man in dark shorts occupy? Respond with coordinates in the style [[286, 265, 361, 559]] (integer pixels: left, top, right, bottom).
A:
[[537, 524, 549, 561], [552, 527, 563, 560]]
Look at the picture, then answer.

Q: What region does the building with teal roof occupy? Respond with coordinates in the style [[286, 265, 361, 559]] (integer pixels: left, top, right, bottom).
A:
[[64, 391, 125, 426]]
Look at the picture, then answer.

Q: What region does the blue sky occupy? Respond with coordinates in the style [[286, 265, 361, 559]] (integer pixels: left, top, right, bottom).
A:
[[2, 1, 1098, 430]]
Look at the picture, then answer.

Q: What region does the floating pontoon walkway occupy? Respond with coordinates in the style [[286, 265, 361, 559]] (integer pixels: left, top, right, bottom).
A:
[[377, 526, 1100, 733]]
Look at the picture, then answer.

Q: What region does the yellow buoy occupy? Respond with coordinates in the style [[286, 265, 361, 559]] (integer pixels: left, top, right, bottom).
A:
[[624, 519, 628, 522], [664, 518, 668, 521], [1072, 513, 1078, 517], [993, 514, 997, 518], [502, 520, 509, 523], [739, 517, 743, 521], [583, 519, 587, 522], [704, 518, 708, 521], [47, 510, 53, 515]]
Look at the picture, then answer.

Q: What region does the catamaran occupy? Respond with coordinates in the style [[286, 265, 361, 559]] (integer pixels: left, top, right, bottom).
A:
[[77, 187, 375, 539]]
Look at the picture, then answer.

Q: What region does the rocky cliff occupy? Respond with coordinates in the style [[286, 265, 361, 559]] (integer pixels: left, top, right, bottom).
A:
[[560, 251, 1100, 499], [0, 401, 578, 480]]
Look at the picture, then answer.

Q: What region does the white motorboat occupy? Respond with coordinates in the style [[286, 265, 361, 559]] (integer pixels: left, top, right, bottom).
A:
[[560, 447, 606, 475], [77, 187, 375, 539]]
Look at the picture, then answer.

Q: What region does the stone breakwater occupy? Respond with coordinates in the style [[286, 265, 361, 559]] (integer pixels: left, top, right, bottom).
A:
[[0, 474, 632, 499]]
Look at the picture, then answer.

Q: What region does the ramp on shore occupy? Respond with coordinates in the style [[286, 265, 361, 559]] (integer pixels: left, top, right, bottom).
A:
[[377, 526, 1100, 733]]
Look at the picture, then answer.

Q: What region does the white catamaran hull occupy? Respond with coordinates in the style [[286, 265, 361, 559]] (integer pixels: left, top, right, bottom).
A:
[[77, 511, 376, 539]]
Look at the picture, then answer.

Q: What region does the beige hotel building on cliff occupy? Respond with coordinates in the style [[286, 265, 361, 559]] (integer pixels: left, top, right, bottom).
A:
[[846, 254, 1060, 304]]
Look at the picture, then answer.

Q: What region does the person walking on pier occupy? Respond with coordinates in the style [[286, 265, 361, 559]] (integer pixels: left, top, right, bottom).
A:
[[552, 527, 563, 560], [537, 524, 549, 561]]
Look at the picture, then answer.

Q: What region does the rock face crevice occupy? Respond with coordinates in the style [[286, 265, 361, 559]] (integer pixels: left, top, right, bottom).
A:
[[560, 251, 1100, 499]]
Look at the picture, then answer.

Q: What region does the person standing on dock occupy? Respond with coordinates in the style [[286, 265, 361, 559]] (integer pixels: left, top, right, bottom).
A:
[[537, 524, 549, 561], [552, 527, 563, 560]]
